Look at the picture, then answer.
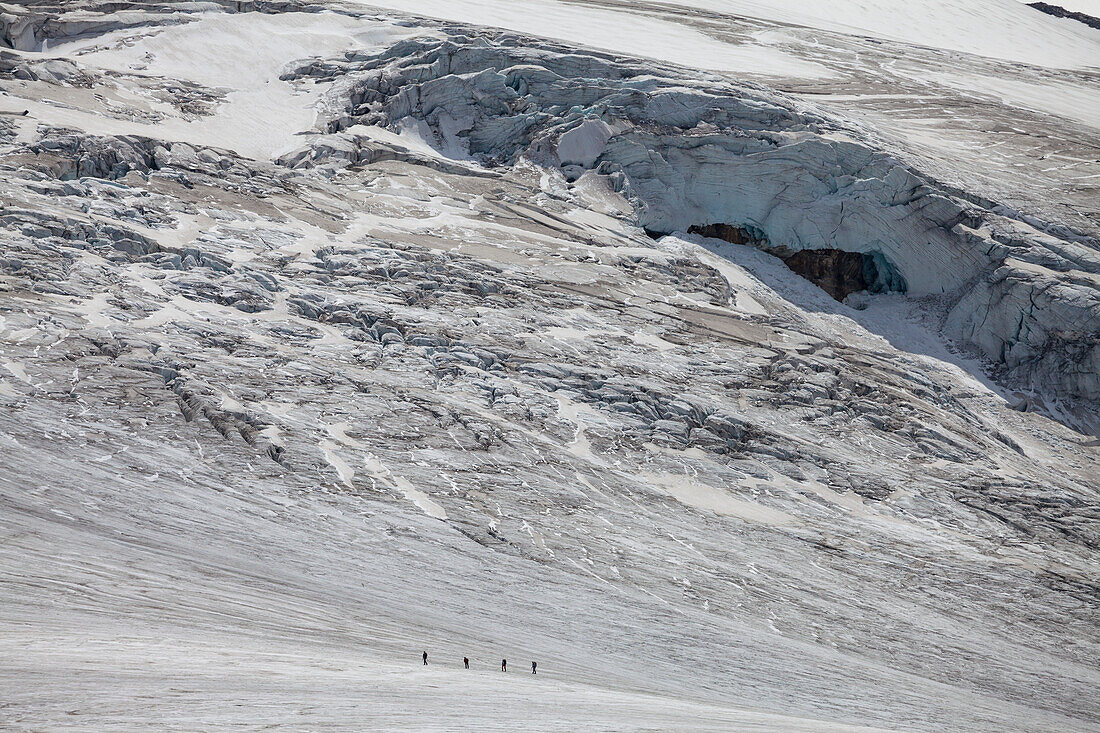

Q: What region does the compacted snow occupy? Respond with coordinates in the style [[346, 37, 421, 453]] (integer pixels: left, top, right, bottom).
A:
[[44, 13, 417, 159], [1, 1, 1098, 731], [356, 0, 836, 78], [362, 0, 1100, 69], [644, 0, 1100, 68]]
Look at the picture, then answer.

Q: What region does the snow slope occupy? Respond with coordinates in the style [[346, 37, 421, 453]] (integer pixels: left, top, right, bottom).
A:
[[648, 0, 1100, 68], [45, 13, 416, 159], [360, 0, 1100, 69], [1, 1, 1098, 732], [358, 0, 834, 78]]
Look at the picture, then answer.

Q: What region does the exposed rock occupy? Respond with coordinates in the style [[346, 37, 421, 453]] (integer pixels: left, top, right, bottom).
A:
[[781, 249, 880, 301], [687, 223, 905, 300], [1028, 1, 1100, 30]]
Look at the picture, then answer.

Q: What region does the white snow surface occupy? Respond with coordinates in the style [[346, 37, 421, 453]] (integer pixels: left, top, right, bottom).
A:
[[47, 13, 416, 159], [360, 0, 1100, 70], [356, 0, 836, 78]]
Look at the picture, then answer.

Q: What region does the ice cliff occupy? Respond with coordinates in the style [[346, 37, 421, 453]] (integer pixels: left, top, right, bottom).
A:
[[280, 30, 1100, 406]]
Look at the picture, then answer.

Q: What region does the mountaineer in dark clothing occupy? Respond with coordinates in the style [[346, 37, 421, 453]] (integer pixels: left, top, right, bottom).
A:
[[532, 661, 537, 674], [501, 658, 507, 672], [464, 657, 470, 669], [422, 651, 428, 665]]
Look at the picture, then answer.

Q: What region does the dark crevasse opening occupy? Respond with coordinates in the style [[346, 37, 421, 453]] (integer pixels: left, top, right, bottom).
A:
[[687, 223, 766, 246], [783, 249, 883, 301], [685, 224, 906, 301]]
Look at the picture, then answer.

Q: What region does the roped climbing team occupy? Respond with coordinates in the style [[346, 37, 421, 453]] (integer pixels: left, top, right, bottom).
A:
[[422, 651, 537, 674]]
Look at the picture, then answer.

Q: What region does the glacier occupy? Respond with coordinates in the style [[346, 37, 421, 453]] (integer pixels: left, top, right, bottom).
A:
[[0, 1, 1098, 731], [280, 27, 1100, 408]]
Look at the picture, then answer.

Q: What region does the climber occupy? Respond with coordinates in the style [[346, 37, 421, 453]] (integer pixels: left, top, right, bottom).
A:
[[532, 661, 537, 674], [464, 657, 470, 669], [422, 651, 428, 665], [501, 658, 507, 672]]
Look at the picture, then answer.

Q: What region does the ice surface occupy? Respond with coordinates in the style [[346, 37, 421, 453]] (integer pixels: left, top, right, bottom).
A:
[[360, 0, 1100, 69], [355, 0, 836, 78], [45, 13, 417, 159], [1, 2, 1098, 732], [556, 118, 614, 168], [644, 0, 1100, 68], [303, 29, 1098, 404]]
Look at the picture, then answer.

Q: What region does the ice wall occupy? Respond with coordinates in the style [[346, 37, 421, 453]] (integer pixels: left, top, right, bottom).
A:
[[283, 31, 1100, 405]]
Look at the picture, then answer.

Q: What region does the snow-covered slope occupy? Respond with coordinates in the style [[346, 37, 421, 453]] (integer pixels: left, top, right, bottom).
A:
[[1, 1, 1098, 732], [361, 0, 1100, 69], [352, 0, 837, 78], [284, 26, 1099, 407], [12, 13, 416, 159], [644, 0, 1100, 68]]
